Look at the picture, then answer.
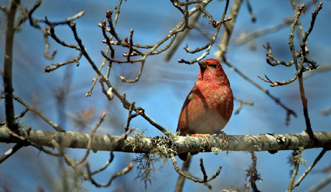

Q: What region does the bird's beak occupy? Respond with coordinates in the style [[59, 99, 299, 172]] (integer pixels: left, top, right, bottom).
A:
[[198, 61, 207, 71]]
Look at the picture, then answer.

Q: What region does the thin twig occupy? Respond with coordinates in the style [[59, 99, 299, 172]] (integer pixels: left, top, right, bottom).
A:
[[164, 8, 202, 61], [321, 107, 331, 116], [0, 5, 7, 13], [245, 152, 261, 192], [119, 60, 145, 83], [292, 148, 329, 189], [105, 10, 123, 43], [86, 7, 120, 97], [264, 41, 298, 67], [43, 10, 85, 26], [234, 97, 254, 115], [124, 102, 136, 139], [303, 63, 331, 79], [286, 147, 304, 192], [182, 17, 232, 54], [46, 0, 223, 136], [13, 94, 65, 132], [179, 0, 230, 64], [85, 161, 134, 187], [51, 139, 76, 166], [174, 154, 192, 192], [111, 127, 135, 149], [292, 3, 323, 139], [214, 0, 241, 60], [212, 0, 297, 124], [223, 58, 297, 124], [244, 0, 256, 22], [306, 173, 331, 192], [199, 157, 208, 181], [99, 77, 113, 100], [171, 154, 222, 183], [45, 53, 82, 72], [14, 0, 41, 29], [235, 18, 292, 44], [43, 31, 57, 59], [89, 152, 114, 175], [31, 144, 62, 157], [45, 25, 81, 50], [0, 144, 23, 164], [126, 29, 134, 61], [259, 4, 319, 87], [77, 112, 106, 165], [289, 0, 308, 52], [0, 108, 29, 126]]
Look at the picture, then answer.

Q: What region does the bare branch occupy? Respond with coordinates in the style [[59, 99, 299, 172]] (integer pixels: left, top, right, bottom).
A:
[[119, 60, 145, 83], [14, 0, 41, 29], [179, 0, 230, 64], [0, 143, 23, 164], [0, 5, 7, 13], [45, 25, 81, 50], [245, 152, 261, 192], [292, 148, 329, 189], [222, 58, 297, 124], [44, 53, 82, 72], [287, 147, 305, 192], [86, 4, 122, 97], [306, 173, 331, 192], [244, 0, 256, 22], [199, 157, 208, 181], [164, 9, 202, 61], [3, 0, 19, 132], [13, 95, 65, 132], [99, 77, 113, 100], [233, 97, 254, 115], [1, 127, 331, 153], [303, 63, 331, 79], [124, 102, 136, 138], [77, 112, 106, 165], [85, 161, 134, 187], [43, 10, 85, 26], [214, 0, 240, 60], [175, 154, 192, 192], [89, 152, 114, 175], [321, 107, 331, 116], [0, 108, 29, 126], [105, 10, 123, 43], [171, 154, 222, 183]]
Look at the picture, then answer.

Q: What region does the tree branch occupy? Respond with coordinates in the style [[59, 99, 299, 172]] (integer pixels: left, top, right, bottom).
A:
[[3, 0, 19, 132], [1, 126, 330, 154]]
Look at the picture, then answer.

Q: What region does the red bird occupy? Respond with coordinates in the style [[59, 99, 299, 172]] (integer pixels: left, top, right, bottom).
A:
[[176, 58, 233, 161]]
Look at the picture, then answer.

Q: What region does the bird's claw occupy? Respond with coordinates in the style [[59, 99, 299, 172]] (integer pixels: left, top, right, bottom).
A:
[[217, 131, 228, 144], [190, 133, 211, 148]]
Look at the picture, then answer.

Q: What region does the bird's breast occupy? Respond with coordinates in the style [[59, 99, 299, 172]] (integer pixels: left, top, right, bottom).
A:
[[177, 84, 233, 135]]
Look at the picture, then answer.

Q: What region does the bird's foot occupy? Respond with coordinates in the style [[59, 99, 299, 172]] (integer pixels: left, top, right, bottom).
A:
[[217, 131, 228, 144], [190, 133, 211, 147]]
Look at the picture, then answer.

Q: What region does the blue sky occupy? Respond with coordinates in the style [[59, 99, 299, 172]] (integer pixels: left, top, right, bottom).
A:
[[1, 0, 331, 191]]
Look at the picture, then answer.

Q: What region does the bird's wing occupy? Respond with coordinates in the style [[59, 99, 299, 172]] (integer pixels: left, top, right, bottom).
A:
[[180, 84, 197, 113]]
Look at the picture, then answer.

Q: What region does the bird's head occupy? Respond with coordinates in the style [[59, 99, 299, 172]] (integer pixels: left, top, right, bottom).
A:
[[197, 59, 229, 85]]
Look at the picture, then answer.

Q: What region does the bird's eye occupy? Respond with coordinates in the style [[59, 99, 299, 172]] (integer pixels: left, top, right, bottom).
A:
[[211, 64, 218, 68]]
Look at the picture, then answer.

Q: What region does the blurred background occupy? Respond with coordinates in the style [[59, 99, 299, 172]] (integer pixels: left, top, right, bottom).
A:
[[0, 0, 331, 191]]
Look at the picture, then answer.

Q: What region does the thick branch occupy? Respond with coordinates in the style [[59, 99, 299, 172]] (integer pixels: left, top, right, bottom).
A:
[[214, 0, 242, 60], [3, 0, 19, 131], [1, 126, 330, 154]]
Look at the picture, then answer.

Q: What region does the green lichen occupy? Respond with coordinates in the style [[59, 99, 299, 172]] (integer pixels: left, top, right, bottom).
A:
[[211, 147, 223, 155], [288, 147, 307, 166], [132, 131, 177, 189], [131, 129, 147, 152], [133, 153, 162, 189]]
